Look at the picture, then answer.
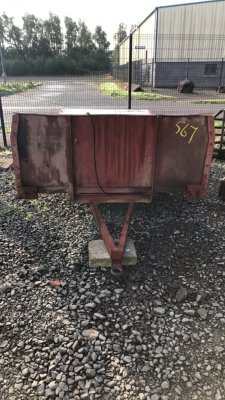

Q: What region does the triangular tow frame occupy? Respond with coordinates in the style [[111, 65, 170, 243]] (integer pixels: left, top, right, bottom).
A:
[[90, 202, 134, 277]]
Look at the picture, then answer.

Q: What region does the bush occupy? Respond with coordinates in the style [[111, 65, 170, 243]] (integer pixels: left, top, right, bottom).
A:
[[3, 53, 111, 76]]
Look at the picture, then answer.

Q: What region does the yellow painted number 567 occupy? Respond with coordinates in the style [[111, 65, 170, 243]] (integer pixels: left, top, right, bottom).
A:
[[175, 121, 198, 144]]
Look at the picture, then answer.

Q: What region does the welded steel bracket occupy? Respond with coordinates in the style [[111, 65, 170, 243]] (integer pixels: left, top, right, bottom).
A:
[[90, 202, 134, 276]]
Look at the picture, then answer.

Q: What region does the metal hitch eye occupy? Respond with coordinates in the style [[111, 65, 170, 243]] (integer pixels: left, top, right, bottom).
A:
[[111, 267, 124, 277], [110, 263, 124, 277]]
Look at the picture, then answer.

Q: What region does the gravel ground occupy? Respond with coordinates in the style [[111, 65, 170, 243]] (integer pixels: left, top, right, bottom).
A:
[[0, 155, 225, 400]]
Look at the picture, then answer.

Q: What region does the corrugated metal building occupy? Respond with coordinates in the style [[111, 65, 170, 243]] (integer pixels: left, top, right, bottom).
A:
[[119, 0, 225, 87]]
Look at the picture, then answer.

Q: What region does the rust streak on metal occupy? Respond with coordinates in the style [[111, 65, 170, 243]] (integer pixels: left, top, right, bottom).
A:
[[10, 111, 215, 276], [71, 114, 156, 199], [66, 116, 74, 200], [90, 201, 116, 259], [111, 202, 134, 276], [187, 115, 215, 198]]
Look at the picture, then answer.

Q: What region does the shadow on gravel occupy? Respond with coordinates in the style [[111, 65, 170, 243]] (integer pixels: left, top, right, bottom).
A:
[[1, 162, 225, 400]]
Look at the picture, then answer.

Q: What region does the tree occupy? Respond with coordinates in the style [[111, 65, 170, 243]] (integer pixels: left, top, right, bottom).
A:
[[0, 13, 23, 55], [113, 23, 127, 45], [43, 13, 63, 55], [93, 25, 110, 51], [130, 24, 137, 33], [0, 13, 15, 47], [64, 17, 78, 53], [22, 14, 43, 56], [0, 15, 5, 46], [8, 24, 23, 53], [77, 20, 95, 53], [113, 23, 127, 65]]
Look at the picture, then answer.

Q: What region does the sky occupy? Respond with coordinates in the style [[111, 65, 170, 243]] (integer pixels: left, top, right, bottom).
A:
[[2, 0, 208, 47]]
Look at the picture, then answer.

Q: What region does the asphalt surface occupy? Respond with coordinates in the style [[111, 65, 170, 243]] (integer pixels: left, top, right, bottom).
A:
[[1, 75, 225, 138]]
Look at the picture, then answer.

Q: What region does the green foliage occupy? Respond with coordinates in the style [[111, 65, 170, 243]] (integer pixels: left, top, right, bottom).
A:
[[100, 82, 174, 100], [4, 53, 110, 76], [130, 24, 137, 33], [113, 23, 127, 65], [0, 81, 42, 96], [113, 23, 127, 45], [214, 121, 223, 128], [0, 196, 23, 216], [30, 199, 49, 213], [77, 20, 94, 53], [0, 196, 50, 219], [43, 13, 63, 55], [0, 12, 111, 75], [64, 17, 78, 53], [93, 26, 110, 51], [0, 125, 10, 133]]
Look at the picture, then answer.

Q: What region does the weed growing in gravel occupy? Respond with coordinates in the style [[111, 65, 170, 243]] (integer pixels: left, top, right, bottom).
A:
[[30, 199, 49, 213], [25, 212, 33, 220], [0, 198, 23, 216], [0, 196, 49, 219], [0, 208, 8, 216]]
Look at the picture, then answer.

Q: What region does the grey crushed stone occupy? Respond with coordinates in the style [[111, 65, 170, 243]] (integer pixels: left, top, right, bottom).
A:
[[0, 159, 225, 400]]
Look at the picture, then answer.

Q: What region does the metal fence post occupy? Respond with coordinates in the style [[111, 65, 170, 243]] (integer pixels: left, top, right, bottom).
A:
[[0, 44, 6, 84], [186, 58, 189, 79], [151, 60, 154, 87], [128, 33, 133, 109], [0, 97, 7, 147], [219, 58, 224, 87]]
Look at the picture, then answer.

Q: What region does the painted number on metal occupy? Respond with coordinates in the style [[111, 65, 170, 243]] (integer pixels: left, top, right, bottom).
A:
[[175, 121, 198, 144]]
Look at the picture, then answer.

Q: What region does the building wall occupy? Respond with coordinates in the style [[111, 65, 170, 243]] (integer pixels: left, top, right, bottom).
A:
[[138, 12, 155, 35], [118, 0, 225, 88], [156, 1, 225, 59], [119, 12, 155, 65], [113, 57, 225, 88], [119, 39, 129, 66], [154, 60, 225, 87], [157, 1, 225, 36]]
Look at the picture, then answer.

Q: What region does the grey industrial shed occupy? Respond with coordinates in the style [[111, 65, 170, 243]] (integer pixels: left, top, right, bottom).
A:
[[119, 0, 225, 88]]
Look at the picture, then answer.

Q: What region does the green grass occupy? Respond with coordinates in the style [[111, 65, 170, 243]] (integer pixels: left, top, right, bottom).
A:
[[214, 120, 224, 128], [0, 125, 10, 133], [99, 82, 173, 100], [190, 99, 225, 104], [214, 120, 225, 142], [0, 81, 42, 97]]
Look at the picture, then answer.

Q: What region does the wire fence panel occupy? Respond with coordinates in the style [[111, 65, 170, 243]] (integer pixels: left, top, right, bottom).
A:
[[1, 34, 225, 145]]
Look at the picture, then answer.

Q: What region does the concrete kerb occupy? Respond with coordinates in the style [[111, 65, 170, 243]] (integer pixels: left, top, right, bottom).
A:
[[88, 239, 137, 268]]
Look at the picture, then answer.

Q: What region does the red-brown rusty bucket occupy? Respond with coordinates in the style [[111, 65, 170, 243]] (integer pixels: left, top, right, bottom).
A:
[[11, 110, 215, 275]]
